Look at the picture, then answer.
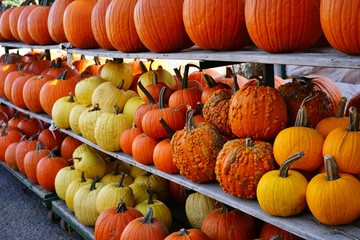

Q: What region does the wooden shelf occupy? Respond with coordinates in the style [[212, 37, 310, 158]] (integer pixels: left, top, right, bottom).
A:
[[1, 98, 360, 239]]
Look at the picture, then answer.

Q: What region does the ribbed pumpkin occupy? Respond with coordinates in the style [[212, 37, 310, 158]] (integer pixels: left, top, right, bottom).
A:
[[201, 204, 256, 240], [91, 0, 114, 50], [15, 134, 39, 174], [0, 58, 18, 99], [54, 165, 78, 200], [132, 133, 158, 165], [320, 0, 360, 55], [27, 2, 55, 45], [52, 93, 79, 129], [75, 75, 105, 104], [96, 173, 135, 214], [105, 0, 148, 52], [100, 59, 134, 90], [165, 228, 210, 240], [23, 141, 50, 183], [22, 75, 53, 112], [0, 8, 16, 41], [47, 0, 74, 43], [244, 0, 323, 53], [120, 207, 169, 240], [94, 105, 132, 152], [257, 152, 308, 217], [259, 223, 303, 240], [4, 141, 20, 170], [346, 91, 360, 116], [133, 0, 193, 52], [273, 106, 324, 171], [11, 73, 35, 109], [119, 124, 143, 155], [73, 176, 106, 226], [94, 200, 143, 240], [78, 104, 108, 143], [316, 97, 349, 138], [9, 4, 30, 42], [322, 106, 360, 174], [229, 84, 288, 141], [183, 0, 249, 51], [17, 4, 38, 44], [63, 0, 99, 49], [69, 103, 92, 134], [39, 71, 77, 117], [306, 155, 360, 225], [278, 76, 334, 128], [60, 136, 82, 162], [134, 172, 169, 203], [215, 138, 276, 199], [65, 172, 92, 211], [0, 124, 23, 162], [171, 108, 227, 183], [4, 69, 30, 102]]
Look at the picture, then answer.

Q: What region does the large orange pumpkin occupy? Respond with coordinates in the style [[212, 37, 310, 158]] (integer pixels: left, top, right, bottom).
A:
[[91, 0, 114, 50], [183, 0, 249, 51], [47, 0, 74, 43], [244, 0, 323, 53], [17, 4, 38, 44], [133, 0, 193, 52], [27, 4, 55, 45]]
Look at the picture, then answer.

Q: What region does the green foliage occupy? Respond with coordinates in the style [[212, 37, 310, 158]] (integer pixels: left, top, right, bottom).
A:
[[2, 0, 24, 7]]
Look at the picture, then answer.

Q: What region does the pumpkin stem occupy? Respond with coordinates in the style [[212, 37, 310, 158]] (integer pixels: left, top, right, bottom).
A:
[[117, 79, 125, 89], [185, 107, 196, 132], [113, 58, 124, 64], [138, 81, 156, 105], [182, 63, 201, 90], [159, 87, 167, 109], [116, 172, 126, 188], [140, 206, 154, 225], [57, 70, 68, 80], [115, 199, 127, 213], [48, 147, 59, 158], [335, 97, 347, 118], [178, 228, 189, 236], [231, 72, 239, 94], [147, 59, 155, 71], [113, 104, 120, 115], [94, 56, 101, 66], [146, 186, 155, 205], [348, 106, 359, 132], [203, 74, 217, 88], [159, 118, 174, 139], [80, 172, 86, 183], [151, 72, 158, 85], [278, 152, 304, 178], [219, 203, 230, 214], [35, 141, 42, 151], [324, 155, 340, 181], [294, 106, 308, 127], [68, 92, 75, 103], [139, 61, 148, 74], [174, 68, 183, 83], [29, 131, 40, 141], [244, 137, 253, 148], [89, 175, 100, 191], [197, 102, 203, 116], [89, 103, 101, 112]]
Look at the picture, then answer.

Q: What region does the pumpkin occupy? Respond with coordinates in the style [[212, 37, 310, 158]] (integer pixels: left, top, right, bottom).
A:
[[47, 0, 74, 43], [73, 176, 106, 226], [27, 3, 55, 45], [99, 59, 134, 91], [17, 115, 43, 138], [41, 58, 78, 79], [10, 73, 35, 109], [100, 164, 134, 185], [91, 0, 114, 50], [15, 134, 40, 174], [63, 0, 99, 49], [183, 0, 249, 51], [131, 133, 158, 165], [96, 173, 135, 214], [65, 172, 92, 211], [320, 0, 360, 55], [185, 192, 218, 229], [229, 84, 288, 141], [259, 223, 302, 240], [78, 104, 107, 143], [75, 75, 105, 105], [215, 138, 276, 199], [94, 200, 143, 240], [9, 4, 30, 42], [306, 155, 360, 225], [74, 150, 107, 179], [4, 141, 20, 170], [141, 87, 186, 139], [119, 124, 143, 155], [322, 106, 360, 174], [122, 96, 144, 124], [346, 90, 360, 116], [0, 123, 23, 162], [316, 97, 349, 138], [69, 104, 92, 134], [0, 8, 16, 41], [133, 0, 193, 53], [278, 78, 333, 128], [171, 108, 227, 183], [201, 203, 256, 240], [26, 58, 52, 75], [105, 0, 147, 52], [23, 141, 50, 183], [36, 149, 69, 192], [200, 74, 230, 105], [52, 93, 79, 129], [91, 81, 130, 113], [168, 181, 187, 204], [39, 71, 77, 117], [244, 0, 323, 53], [54, 165, 78, 200], [134, 172, 169, 203], [120, 207, 169, 240], [257, 152, 308, 217], [165, 228, 210, 240], [38, 128, 66, 153], [22, 74, 53, 113], [4, 69, 30, 102], [153, 118, 179, 174], [273, 106, 324, 171], [0, 58, 19, 99], [60, 136, 82, 162]]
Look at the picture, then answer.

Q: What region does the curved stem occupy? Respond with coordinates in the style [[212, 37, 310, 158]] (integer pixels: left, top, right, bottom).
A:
[[335, 97, 347, 118], [116, 172, 126, 188], [140, 206, 154, 225], [159, 118, 174, 139], [203, 74, 217, 88], [278, 152, 304, 178], [80, 172, 86, 183], [89, 175, 100, 191], [294, 106, 308, 127], [115, 200, 127, 213], [324, 155, 340, 181], [159, 87, 167, 109], [185, 107, 196, 132], [137, 81, 156, 105]]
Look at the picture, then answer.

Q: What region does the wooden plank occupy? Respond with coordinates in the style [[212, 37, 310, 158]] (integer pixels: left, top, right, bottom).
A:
[[0, 41, 61, 50]]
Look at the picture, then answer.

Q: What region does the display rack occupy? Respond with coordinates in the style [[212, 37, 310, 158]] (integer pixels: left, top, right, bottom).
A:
[[1, 42, 360, 240]]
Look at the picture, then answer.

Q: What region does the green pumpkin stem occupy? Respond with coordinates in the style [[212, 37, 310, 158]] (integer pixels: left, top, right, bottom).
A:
[[137, 81, 156, 105], [174, 68, 183, 83], [203, 74, 217, 88], [151, 72, 158, 85], [116, 172, 126, 188], [57, 70, 68, 80], [335, 97, 347, 118], [89, 103, 101, 112], [48, 147, 59, 157], [279, 152, 304, 178], [324, 155, 340, 181], [89, 175, 100, 191], [35, 141, 42, 151], [348, 106, 359, 132], [182, 63, 200, 90], [80, 172, 86, 183], [113, 163, 121, 176], [140, 206, 154, 225], [159, 118, 174, 139], [138, 60, 148, 74], [29, 131, 40, 141], [185, 107, 196, 132], [294, 106, 308, 127], [115, 200, 127, 213], [159, 87, 167, 109]]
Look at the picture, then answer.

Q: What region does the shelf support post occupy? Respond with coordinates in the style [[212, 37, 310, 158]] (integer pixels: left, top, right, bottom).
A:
[[263, 64, 275, 87]]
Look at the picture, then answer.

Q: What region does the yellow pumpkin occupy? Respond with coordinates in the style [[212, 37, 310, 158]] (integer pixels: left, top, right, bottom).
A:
[[100, 59, 134, 90], [75, 76, 105, 104], [52, 93, 79, 129], [69, 104, 93, 135], [54, 165, 78, 200], [65, 172, 93, 212]]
